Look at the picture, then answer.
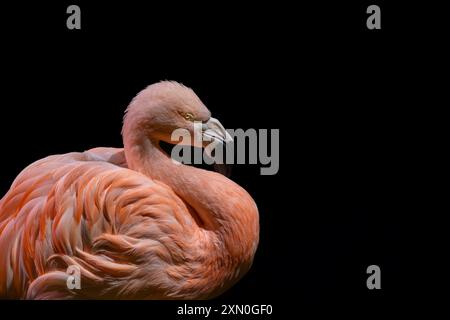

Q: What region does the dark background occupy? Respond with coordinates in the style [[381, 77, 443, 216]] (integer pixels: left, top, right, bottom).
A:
[[0, 0, 440, 317]]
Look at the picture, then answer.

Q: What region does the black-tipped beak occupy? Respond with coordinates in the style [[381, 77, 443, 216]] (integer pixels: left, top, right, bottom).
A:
[[202, 117, 233, 145]]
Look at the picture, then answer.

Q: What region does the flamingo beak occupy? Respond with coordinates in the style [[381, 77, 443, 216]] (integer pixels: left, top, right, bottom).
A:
[[202, 117, 233, 145]]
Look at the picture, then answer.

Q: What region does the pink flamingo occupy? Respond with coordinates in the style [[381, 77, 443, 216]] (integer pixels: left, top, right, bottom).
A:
[[0, 81, 259, 299]]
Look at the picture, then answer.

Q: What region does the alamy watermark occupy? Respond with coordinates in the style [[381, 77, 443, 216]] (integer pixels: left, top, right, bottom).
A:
[[170, 120, 279, 176], [366, 264, 381, 290]]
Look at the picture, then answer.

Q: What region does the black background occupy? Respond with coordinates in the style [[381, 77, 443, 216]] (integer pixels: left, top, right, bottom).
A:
[[0, 0, 440, 318]]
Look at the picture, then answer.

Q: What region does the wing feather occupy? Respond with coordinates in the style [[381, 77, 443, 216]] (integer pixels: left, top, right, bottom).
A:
[[0, 148, 203, 299]]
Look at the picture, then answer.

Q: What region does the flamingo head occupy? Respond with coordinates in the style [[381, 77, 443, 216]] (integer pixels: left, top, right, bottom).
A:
[[123, 81, 233, 149]]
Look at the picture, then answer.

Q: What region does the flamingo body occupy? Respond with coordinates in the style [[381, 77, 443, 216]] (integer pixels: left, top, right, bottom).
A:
[[0, 82, 259, 299]]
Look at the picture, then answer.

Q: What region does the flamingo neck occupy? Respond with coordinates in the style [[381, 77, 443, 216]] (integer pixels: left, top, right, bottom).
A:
[[123, 126, 259, 260], [124, 131, 229, 229]]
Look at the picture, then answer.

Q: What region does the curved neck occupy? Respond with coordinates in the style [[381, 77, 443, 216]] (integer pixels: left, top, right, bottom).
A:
[[122, 124, 259, 257], [123, 130, 211, 227]]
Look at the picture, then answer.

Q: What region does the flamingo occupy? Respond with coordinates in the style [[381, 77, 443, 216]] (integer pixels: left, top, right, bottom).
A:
[[0, 81, 259, 299]]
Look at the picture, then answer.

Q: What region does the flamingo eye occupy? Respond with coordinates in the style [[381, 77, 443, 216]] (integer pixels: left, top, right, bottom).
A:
[[181, 112, 195, 121]]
